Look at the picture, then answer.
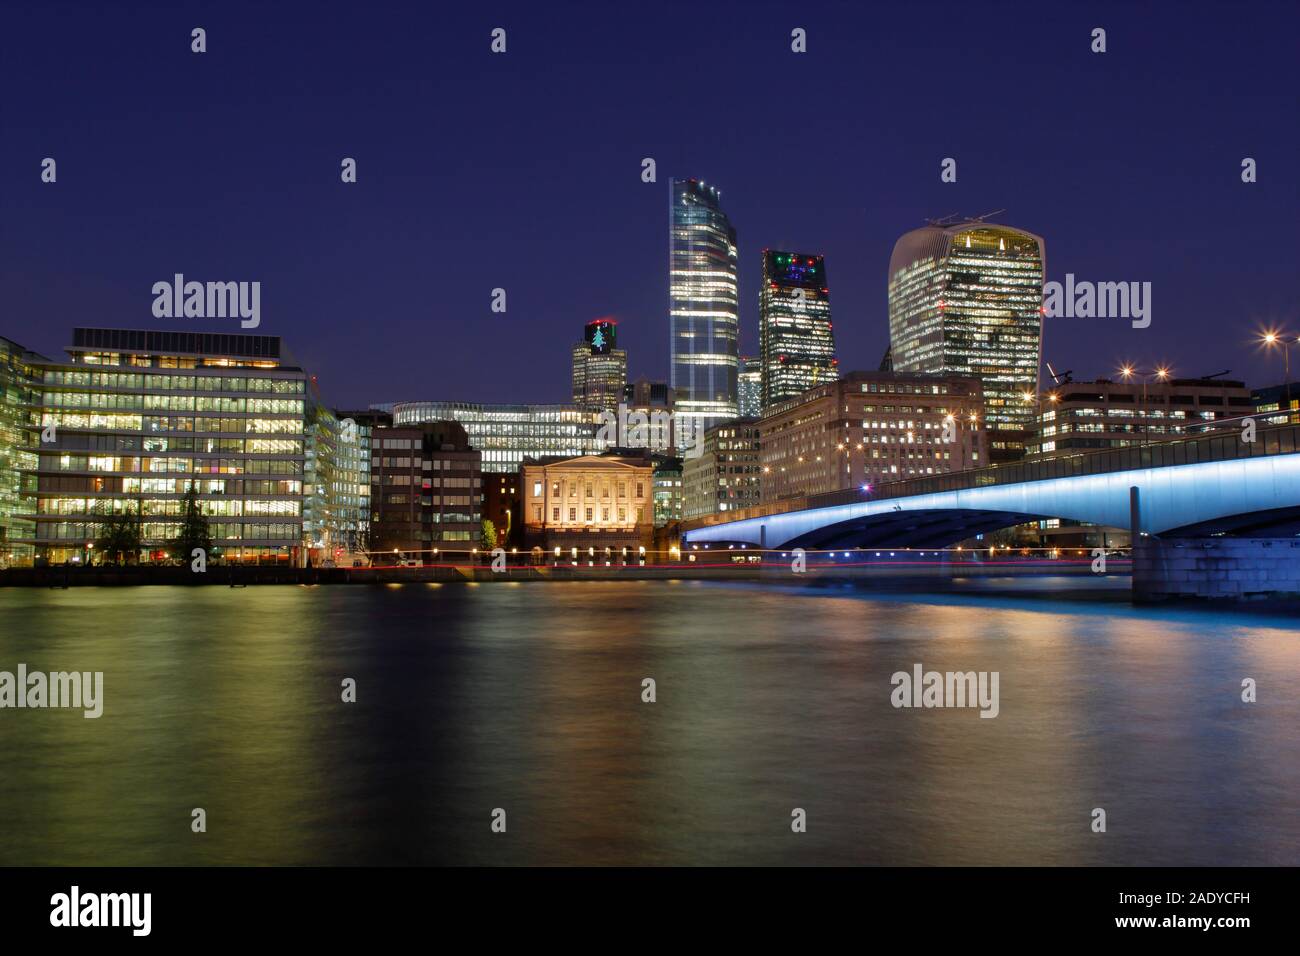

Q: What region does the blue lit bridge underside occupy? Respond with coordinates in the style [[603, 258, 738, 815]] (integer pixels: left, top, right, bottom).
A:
[[683, 455, 1300, 551]]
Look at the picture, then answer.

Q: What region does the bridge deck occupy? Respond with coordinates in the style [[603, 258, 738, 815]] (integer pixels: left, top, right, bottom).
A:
[[684, 421, 1300, 532]]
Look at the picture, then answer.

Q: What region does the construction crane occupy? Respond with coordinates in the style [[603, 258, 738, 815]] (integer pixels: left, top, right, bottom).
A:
[[1045, 361, 1073, 386]]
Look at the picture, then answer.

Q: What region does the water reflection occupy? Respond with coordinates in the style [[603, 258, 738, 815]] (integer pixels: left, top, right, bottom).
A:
[[0, 582, 1296, 865]]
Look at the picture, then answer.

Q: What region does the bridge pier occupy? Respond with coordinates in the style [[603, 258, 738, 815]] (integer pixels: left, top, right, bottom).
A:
[[1132, 537, 1300, 602]]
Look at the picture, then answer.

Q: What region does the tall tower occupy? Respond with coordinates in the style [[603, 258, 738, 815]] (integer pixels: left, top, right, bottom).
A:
[[759, 250, 837, 410], [669, 178, 739, 430], [888, 220, 1045, 463], [571, 318, 627, 412]]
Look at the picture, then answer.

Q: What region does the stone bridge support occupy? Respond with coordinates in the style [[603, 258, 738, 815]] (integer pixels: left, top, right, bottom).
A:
[[1132, 537, 1300, 602]]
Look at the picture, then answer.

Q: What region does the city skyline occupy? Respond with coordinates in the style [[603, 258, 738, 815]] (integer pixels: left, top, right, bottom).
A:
[[4, 3, 1295, 411], [2, 0, 1298, 896]]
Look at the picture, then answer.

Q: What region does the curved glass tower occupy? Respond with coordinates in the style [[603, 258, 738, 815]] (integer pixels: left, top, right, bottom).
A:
[[669, 179, 739, 430], [888, 221, 1045, 463]]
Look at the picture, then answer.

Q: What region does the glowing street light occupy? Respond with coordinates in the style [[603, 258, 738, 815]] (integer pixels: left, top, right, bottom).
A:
[[1260, 330, 1297, 416]]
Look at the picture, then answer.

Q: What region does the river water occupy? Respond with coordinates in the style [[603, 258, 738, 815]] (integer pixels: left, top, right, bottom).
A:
[[0, 580, 1296, 865]]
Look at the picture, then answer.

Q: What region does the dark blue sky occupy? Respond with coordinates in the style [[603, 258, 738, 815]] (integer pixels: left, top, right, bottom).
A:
[[4, 0, 1297, 408]]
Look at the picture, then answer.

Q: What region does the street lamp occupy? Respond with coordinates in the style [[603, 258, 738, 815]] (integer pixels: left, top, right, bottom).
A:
[[1260, 331, 1297, 421], [1118, 364, 1171, 445]]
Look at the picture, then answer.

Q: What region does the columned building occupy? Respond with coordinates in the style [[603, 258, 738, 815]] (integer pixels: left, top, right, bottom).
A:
[[759, 250, 837, 410], [759, 371, 986, 503], [522, 453, 654, 554], [669, 178, 739, 431], [888, 220, 1045, 463]]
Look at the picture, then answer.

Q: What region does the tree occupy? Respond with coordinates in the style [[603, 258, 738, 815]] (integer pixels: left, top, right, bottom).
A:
[[481, 518, 497, 550], [170, 488, 213, 564], [95, 505, 142, 565]]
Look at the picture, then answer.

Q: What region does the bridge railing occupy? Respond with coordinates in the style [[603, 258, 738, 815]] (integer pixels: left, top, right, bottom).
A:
[[688, 421, 1300, 528]]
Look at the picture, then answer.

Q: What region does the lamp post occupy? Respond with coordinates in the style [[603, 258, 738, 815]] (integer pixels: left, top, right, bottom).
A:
[[1261, 331, 1297, 422], [1118, 365, 1170, 445]]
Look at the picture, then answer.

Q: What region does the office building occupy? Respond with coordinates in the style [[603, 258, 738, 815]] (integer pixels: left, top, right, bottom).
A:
[[652, 456, 683, 528], [22, 328, 310, 564], [669, 178, 739, 430], [760, 370, 986, 502], [0, 337, 42, 567], [389, 401, 608, 473], [369, 421, 481, 562], [623, 377, 675, 412], [888, 220, 1045, 463], [1252, 382, 1300, 426], [759, 250, 837, 409], [1031, 376, 1255, 458], [571, 318, 627, 412], [738, 356, 762, 418], [682, 420, 761, 518], [332, 409, 387, 560]]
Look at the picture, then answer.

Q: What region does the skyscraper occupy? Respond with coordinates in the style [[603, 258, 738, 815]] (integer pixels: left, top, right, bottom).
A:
[[669, 178, 739, 430], [759, 250, 837, 409], [888, 220, 1045, 463], [571, 318, 627, 412], [738, 356, 762, 418]]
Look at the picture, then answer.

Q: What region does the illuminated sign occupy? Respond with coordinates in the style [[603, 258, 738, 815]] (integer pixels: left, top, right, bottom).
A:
[[585, 319, 617, 354]]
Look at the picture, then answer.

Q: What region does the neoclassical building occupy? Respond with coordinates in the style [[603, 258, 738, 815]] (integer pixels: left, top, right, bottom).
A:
[[521, 453, 654, 554]]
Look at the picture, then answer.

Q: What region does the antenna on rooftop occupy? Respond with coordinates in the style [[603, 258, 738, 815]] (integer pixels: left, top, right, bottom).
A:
[[924, 213, 962, 227]]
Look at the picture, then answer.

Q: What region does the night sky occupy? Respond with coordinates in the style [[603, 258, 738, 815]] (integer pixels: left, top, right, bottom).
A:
[[3, 0, 1297, 409]]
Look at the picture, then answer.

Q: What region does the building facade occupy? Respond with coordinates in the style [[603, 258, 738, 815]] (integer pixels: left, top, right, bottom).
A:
[[0, 336, 42, 567], [760, 370, 986, 502], [481, 471, 522, 549], [1252, 382, 1300, 426], [738, 356, 762, 419], [571, 318, 627, 412], [682, 420, 761, 519], [332, 410, 385, 561], [759, 250, 837, 410], [389, 401, 608, 473], [652, 455, 683, 528], [888, 221, 1045, 463], [369, 421, 481, 562], [22, 328, 309, 564], [669, 178, 739, 430], [522, 453, 654, 554], [1031, 377, 1255, 458]]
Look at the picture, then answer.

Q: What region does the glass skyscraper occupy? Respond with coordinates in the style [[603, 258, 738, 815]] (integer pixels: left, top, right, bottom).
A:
[[888, 221, 1045, 463], [759, 250, 837, 410], [669, 178, 739, 430]]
